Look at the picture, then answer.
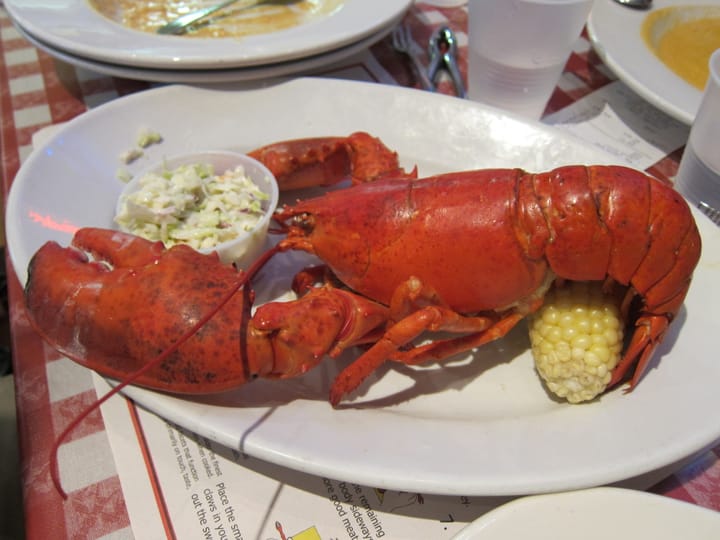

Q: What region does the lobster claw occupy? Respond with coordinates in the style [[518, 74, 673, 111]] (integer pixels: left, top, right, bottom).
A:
[[252, 285, 390, 379], [25, 228, 258, 393], [248, 131, 416, 190], [25, 229, 161, 364]]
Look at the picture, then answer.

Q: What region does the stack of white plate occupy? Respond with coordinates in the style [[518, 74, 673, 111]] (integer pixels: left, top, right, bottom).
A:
[[5, 0, 411, 83]]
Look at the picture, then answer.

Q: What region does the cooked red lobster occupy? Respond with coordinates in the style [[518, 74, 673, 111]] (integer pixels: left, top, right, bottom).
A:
[[25, 132, 701, 409]]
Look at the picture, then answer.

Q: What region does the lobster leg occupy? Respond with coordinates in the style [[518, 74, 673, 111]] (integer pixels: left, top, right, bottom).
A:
[[394, 313, 528, 366], [386, 275, 542, 366], [329, 306, 528, 405], [328, 277, 530, 405]]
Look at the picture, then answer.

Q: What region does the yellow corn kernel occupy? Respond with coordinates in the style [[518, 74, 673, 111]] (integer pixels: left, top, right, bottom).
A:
[[528, 281, 624, 403]]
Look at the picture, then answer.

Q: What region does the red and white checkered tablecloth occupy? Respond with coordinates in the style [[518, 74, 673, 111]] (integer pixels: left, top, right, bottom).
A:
[[1, 2, 719, 538]]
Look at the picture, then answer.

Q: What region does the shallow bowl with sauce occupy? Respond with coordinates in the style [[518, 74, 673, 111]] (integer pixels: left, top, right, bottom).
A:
[[642, 4, 720, 90], [115, 151, 279, 267]]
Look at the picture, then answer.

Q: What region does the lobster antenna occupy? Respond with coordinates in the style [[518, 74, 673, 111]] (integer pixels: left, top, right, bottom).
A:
[[49, 244, 282, 499]]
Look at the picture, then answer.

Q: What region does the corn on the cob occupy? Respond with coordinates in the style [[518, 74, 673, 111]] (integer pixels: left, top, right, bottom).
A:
[[528, 281, 624, 403]]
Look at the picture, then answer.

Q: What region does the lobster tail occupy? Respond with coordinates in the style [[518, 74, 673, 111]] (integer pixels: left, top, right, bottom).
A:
[[532, 165, 701, 388], [530, 165, 613, 281], [634, 174, 701, 315], [530, 165, 700, 320]]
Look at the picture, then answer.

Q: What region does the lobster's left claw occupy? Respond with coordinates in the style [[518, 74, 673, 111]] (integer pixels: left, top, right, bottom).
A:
[[248, 131, 416, 190]]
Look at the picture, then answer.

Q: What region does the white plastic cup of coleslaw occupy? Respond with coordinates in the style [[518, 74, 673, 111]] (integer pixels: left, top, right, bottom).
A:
[[115, 150, 279, 267]]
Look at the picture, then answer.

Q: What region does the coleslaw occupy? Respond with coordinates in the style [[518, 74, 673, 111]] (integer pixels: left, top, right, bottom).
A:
[[115, 161, 270, 250]]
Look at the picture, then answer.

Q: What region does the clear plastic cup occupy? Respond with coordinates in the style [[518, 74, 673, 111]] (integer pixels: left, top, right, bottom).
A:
[[676, 49, 720, 219], [467, 0, 594, 119]]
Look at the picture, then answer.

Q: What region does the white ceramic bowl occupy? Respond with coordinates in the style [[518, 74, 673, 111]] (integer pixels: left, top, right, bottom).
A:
[[115, 150, 279, 267]]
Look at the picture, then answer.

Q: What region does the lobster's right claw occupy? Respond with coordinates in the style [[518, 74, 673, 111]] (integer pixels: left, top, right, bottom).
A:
[[25, 229, 168, 344], [25, 229, 162, 359], [25, 229, 170, 350], [24, 228, 254, 393], [71, 227, 166, 267]]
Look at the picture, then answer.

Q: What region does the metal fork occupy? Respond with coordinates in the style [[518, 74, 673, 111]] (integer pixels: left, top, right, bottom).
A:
[[157, 0, 299, 35], [698, 201, 720, 226], [391, 24, 435, 92]]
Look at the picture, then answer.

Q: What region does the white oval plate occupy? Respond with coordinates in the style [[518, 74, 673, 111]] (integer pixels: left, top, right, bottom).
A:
[[587, 0, 720, 125], [7, 79, 720, 496], [452, 488, 720, 539], [4, 0, 411, 69]]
